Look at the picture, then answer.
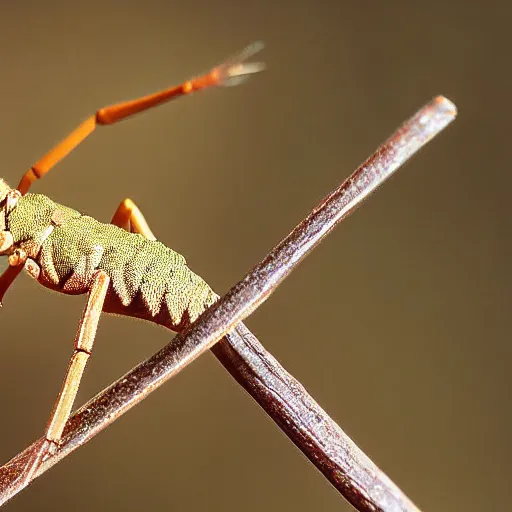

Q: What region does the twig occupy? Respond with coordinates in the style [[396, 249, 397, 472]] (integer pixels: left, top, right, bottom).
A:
[[0, 96, 457, 510]]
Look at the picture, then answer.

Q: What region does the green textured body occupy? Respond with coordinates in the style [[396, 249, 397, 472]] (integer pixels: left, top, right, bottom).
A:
[[7, 193, 218, 331]]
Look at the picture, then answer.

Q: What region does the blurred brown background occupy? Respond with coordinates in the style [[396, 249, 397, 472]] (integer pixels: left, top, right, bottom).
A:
[[0, 1, 509, 511]]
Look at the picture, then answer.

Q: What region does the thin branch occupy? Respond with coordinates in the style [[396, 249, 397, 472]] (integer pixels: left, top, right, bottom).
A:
[[0, 96, 457, 510]]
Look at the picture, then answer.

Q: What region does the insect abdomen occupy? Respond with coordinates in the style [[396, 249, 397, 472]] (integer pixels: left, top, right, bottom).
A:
[[31, 200, 217, 331], [99, 229, 218, 331]]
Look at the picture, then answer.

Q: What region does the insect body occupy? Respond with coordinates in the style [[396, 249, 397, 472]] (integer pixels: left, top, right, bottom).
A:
[[0, 42, 264, 485], [3, 190, 217, 329]]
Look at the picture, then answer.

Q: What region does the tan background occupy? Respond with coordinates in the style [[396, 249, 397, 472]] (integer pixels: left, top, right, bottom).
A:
[[0, 1, 510, 511]]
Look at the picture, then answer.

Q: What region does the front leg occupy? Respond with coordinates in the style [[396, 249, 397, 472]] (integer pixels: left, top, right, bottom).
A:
[[0, 229, 27, 305]]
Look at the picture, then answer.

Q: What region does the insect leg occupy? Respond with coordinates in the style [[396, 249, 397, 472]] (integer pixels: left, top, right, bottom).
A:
[[20, 270, 110, 483], [17, 42, 264, 195], [110, 198, 156, 240], [0, 229, 28, 305]]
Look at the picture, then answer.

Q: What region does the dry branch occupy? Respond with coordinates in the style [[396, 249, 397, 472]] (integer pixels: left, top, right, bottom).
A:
[[0, 96, 457, 511]]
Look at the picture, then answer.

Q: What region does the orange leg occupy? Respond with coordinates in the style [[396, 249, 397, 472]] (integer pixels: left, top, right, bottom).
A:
[[111, 198, 156, 241], [17, 42, 264, 195], [21, 270, 110, 483]]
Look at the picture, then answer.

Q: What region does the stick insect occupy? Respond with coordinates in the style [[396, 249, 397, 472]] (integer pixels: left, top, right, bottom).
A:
[[0, 42, 265, 485]]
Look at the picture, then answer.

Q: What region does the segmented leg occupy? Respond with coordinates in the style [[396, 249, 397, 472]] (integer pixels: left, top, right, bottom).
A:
[[17, 42, 264, 195], [111, 199, 157, 238], [21, 270, 110, 483], [111, 198, 156, 241]]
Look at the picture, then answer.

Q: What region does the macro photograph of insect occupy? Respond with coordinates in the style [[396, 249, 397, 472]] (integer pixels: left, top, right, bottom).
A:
[[0, 1, 510, 511]]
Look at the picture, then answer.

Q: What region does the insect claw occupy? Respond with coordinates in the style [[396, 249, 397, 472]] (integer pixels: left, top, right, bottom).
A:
[[8, 249, 26, 267], [214, 41, 266, 87], [14, 438, 53, 489]]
